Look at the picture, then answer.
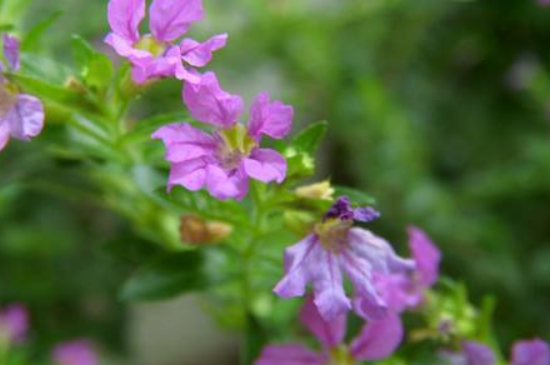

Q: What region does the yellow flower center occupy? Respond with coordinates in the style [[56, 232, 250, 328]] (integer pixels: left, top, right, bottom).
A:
[[327, 346, 355, 365], [135, 35, 167, 57], [216, 124, 257, 170], [314, 218, 352, 252]]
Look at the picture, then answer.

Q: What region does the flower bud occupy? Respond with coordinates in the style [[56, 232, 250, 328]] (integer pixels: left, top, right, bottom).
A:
[[179, 215, 232, 245], [295, 181, 334, 201], [284, 210, 316, 236]]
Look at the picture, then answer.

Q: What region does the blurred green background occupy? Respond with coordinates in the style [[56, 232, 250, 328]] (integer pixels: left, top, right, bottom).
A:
[[1, 0, 550, 363]]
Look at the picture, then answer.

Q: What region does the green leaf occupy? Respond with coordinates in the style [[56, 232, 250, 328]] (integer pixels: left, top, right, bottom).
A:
[[242, 313, 269, 365], [290, 120, 327, 155], [283, 121, 327, 178], [71, 35, 113, 91], [85, 53, 113, 91], [120, 250, 212, 301], [333, 186, 376, 205], [21, 10, 63, 51], [158, 186, 249, 227], [9, 73, 85, 105], [71, 34, 95, 71]]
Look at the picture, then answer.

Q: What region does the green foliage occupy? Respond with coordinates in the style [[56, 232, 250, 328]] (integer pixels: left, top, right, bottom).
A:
[[21, 10, 62, 51], [120, 250, 217, 301], [284, 120, 327, 178], [2, 0, 550, 364]]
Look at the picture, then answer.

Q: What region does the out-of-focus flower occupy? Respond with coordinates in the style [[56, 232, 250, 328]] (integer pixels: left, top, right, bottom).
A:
[[375, 226, 441, 313], [510, 339, 550, 365], [0, 34, 45, 152], [255, 296, 403, 365], [153, 72, 293, 200], [180, 214, 232, 244], [441, 339, 549, 365], [295, 181, 335, 201], [538, 0, 550, 7], [105, 0, 227, 84], [273, 196, 414, 321], [52, 340, 99, 365], [0, 304, 29, 344]]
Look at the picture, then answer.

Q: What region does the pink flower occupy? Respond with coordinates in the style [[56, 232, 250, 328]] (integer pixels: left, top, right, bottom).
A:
[[153, 72, 293, 200], [375, 226, 441, 313], [273, 197, 414, 321], [442, 339, 549, 365], [538, 0, 550, 6], [52, 340, 99, 365], [255, 296, 403, 365], [0, 304, 29, 344], [105, 0, 227, 84], [1, 34, 45, 152]]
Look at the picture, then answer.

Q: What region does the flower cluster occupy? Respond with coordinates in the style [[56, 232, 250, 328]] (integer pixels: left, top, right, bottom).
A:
[[0, 34, 45, 152], [138, 0, 445, 359]]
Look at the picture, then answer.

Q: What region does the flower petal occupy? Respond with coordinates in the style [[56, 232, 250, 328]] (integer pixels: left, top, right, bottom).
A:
[[310, 246, 352, 320], [183, 72, 243, 128], [348, 228, 415, 274], [243, 148, 287, 183], [181, 33, 228, 68], [463, 341, 496, 365], [6, 94, 44, 141], [341, 251, 387, 321], [52, 340, 99, 365], [149, 0, 204, 42], [351, 313, 403, 361], [0, 304, 28, 343], [374, 273, 419, 313], [274, 234, 317, 298], [107, 0, 145, 43], [255, 344, 324, 365], [104, 33, 151, 60], [168, 158, 208, 191], [247, 91, 293, 140], [152, 122, 216, 162], [408, 226, 441, 287], [510, 339, 549, 365], [0, 121, 10, 151], [3, 34, 20, 70], [299, 295, 346, 349], [205, 164, 248, 200], [130, 46, 183, 84]]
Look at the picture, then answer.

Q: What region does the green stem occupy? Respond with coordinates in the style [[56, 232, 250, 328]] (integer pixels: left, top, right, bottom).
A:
[[240, 182, 269, 365]]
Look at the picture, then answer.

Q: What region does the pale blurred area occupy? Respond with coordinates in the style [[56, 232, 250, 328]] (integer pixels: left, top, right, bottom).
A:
[[109, 296, 238, 365]]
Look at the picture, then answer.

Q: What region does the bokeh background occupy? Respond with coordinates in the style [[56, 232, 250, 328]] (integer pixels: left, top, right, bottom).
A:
[[1, 0, 550, 364]]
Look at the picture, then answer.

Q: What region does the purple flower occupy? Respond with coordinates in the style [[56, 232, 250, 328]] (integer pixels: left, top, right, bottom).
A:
[[510, 339, 550, 365], [538, 0, 550, 6], [375, 226, 441, 313], [273, 197, 414, 321], [255, 296, 403, 365], [153, 72, 292, 200], [441, 339, 549, 365], [0, 34, 45, 152], [105, 0, 227, 84], [52, 340, 99, 365], [0, 304, 29, 344]]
